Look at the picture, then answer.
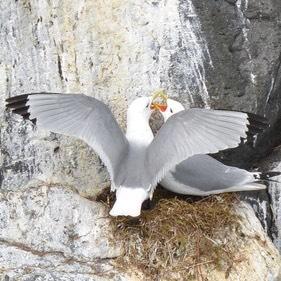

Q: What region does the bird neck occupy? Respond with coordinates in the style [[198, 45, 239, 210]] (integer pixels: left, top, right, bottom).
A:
[[126, 112, 153, 146]]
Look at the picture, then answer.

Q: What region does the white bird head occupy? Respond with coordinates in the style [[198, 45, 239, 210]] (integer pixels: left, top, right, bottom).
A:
[[161, 99, 185, 121], [127, 96, 154, 121], [150, 90, 185, 121]]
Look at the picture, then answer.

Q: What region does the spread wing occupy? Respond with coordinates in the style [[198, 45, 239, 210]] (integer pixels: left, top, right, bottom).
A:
[[146, 108, 268, 187], [6, 93, 129, 182]]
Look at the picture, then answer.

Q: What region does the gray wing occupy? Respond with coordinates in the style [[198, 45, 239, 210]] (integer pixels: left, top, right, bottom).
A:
[[161, 154, 261, 194], [6, 93, 129, 182], [146, 108, 266, 187]]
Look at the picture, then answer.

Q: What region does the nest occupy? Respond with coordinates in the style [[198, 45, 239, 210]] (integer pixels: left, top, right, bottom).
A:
[[97, 188, 244, 280]]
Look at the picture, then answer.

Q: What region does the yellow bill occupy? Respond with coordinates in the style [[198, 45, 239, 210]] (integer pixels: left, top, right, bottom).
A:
[[150, 89, 168, 112]]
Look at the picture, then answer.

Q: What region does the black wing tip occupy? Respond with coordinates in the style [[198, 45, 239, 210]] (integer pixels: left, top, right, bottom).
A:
[[6, 92, 60, 124], [5, 92, 52, 103], [257, 171, 281, 183], [12, 105, 30, 115], [246, 112, 269, 138], [247, 112, 268, 123], [6, 95, 29, 110], [6, 94, 29, 105], [5, 94, 37, 124], [260, 171, 281, 179]]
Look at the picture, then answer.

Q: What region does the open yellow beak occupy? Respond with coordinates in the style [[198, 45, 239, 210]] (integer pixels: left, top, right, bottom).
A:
[[150, 89, 168, 112], [150, 103, 168, 112]]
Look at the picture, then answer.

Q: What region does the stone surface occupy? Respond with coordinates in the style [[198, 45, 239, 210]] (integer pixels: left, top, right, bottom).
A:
[[193, 0, 281, 253], [205, 203, 281, 281], [191, 0, 281, 168], [1, 0, 281, 280], [0, 184, 132, 280], [0, 186, 279, 280], [256, 146, 281, 252]]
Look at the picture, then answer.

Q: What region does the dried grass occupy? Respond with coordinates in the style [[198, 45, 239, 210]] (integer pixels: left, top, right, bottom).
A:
[[97, 188, 244, 280]]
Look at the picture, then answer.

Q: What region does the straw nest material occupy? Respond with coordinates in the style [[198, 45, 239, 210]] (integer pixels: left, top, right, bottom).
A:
[[97, 188, 244, 281]]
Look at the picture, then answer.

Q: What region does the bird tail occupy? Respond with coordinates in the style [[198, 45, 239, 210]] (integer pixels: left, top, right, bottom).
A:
[[253, 171, 281, 184], [109, 187, 148, 217], [237, 182, 267, 191]]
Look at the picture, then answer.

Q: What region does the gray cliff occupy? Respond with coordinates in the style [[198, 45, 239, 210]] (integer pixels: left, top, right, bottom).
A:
[[0, 0, 281, 280]]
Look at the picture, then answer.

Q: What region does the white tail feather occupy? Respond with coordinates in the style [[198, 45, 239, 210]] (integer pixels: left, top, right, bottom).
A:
[[109, 187, 149, 217]]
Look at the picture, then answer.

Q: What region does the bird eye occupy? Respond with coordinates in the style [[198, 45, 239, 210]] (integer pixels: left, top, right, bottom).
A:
[[170, 108, 173, 113], [146, 103, 149, 108]]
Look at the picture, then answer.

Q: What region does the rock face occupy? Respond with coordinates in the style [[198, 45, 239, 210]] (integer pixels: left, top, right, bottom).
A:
[[204, 203, 281, 281], [0, 185, 124, 280], [194, 0, 281, 166], [1, 0, 281, 280], [192, 0, 281, 253], [257, 147, 281, 252], [0, 185, 280, 280], [0, 184, 148, 280]]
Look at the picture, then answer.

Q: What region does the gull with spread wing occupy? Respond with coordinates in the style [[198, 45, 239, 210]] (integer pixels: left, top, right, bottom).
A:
[[151, 94, 279, 195], [5, 91, 266, 216]]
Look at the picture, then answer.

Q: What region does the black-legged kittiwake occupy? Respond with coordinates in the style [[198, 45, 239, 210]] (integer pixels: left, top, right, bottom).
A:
[[152, 96, 279, 195], [6, 91, 268, 216]]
